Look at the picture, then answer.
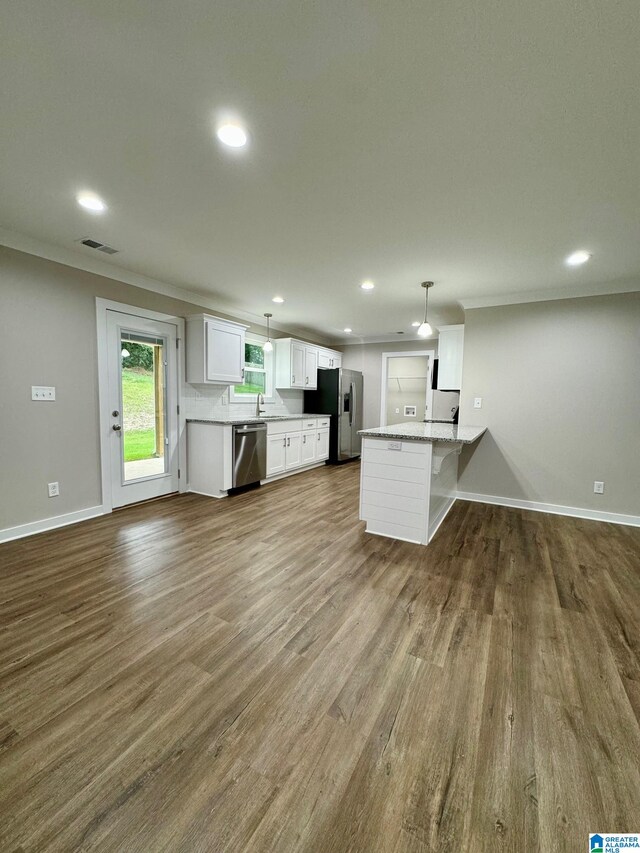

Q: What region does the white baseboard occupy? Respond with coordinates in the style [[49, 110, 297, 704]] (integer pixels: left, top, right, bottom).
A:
[[455, 491, 640, 528], [0, 505, 106, 544]]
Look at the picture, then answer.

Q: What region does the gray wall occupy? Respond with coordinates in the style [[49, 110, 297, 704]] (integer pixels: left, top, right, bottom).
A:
[[458, 292, 640, 517], [341, 340, 438, 429], [0, 246, 327, 531]]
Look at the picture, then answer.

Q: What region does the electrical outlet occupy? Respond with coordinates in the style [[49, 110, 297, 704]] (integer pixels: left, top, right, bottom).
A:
[[395, 408, 400, 414], [32, 386, 56, 401], [593, 481, 605, 494], [48, 482, 60, 497], [473, 397, 482, 409]]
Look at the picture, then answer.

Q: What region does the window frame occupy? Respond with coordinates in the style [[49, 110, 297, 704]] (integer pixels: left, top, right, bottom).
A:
[[230, 334, 275, 402]]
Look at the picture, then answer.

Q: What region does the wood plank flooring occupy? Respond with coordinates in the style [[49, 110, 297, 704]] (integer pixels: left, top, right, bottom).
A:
[[0, 462, 639, 852]]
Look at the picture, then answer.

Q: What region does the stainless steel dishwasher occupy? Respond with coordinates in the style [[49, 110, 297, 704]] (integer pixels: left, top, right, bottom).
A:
[[232, 423, 267, 488]]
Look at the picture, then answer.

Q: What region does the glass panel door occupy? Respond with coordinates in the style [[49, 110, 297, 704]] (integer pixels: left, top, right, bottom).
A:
[[106, 310, 179, 509]]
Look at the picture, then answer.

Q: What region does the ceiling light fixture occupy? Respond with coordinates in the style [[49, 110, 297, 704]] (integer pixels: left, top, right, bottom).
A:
[[417, 281, 435, 338], [344, 327, 352, 334], [263, 313, 273, 353], [76, 192, 107, 214], [272, 296, 284, 304], [565, 250, 592, 266], [216, 123, 248, 148], [360, 281, 375, 291]]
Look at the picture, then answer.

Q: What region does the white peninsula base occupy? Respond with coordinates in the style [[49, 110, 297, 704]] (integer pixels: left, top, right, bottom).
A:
[[358, 424, 486, 545]]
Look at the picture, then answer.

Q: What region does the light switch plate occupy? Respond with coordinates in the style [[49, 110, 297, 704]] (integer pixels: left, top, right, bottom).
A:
[[32, 386, 56, 401], [473, 397, 482, 409]]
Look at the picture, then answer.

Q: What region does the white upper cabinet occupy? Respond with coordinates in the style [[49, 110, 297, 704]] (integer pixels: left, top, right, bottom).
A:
[[437, 325, 464, 391], [317, 348, 342, 370], [275, 338, 318, 389], [186, 314, 248, 384], [290, 342, 305, 388], [304, 346, 318, 389]]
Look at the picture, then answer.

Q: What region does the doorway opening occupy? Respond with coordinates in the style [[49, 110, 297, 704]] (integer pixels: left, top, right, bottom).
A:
[[380, 350, 435, 427]]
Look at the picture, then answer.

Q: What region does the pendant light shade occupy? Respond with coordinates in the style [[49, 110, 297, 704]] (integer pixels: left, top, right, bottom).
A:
[[263, 313, 273, 352], [417, 282, 434, 337]]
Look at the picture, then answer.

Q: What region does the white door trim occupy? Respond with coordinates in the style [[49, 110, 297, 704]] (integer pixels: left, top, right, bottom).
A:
[[96, 298, 186, 513], [379, 350, 436, 427]]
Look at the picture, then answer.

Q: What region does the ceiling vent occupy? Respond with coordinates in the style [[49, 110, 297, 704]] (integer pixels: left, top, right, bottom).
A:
[[77, 237, 119, 254]]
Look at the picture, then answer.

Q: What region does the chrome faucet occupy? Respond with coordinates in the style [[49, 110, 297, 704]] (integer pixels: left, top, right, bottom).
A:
[[256, 393, 267, 417]]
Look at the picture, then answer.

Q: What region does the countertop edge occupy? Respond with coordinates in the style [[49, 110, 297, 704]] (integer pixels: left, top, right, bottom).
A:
[[358, 425, 487, 444]]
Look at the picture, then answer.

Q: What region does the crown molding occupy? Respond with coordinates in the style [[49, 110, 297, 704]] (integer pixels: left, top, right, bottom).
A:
[[459, 277, 640, 310], [0, 227, 332, 345]]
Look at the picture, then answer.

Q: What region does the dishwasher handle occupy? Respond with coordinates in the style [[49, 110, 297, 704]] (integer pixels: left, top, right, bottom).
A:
[[234, 425, 267, 434]]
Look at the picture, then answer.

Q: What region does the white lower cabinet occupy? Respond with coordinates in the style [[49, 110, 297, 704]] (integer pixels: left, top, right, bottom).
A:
[[301, 429, 316, 465], [285, 433, 302, 470], [266, 434, 287, 476], [265, 418, 331, 477], [317, 428, 330, 461]]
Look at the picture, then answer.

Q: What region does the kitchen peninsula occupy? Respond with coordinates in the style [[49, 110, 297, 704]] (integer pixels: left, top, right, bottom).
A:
[[358, 422, 486, 545]]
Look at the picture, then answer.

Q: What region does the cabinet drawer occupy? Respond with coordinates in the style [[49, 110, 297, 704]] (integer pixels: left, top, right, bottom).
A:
[[267, 419, 303, 435], [317, 417, 330, 428], [303, 418, 317, 430]]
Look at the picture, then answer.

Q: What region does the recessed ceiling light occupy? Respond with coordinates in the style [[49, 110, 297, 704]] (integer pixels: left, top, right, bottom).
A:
[[216, 123, 248, 148], [272, 296, 284, 304], [360, 281, 375, 290], [411, 321, 420, 327], [76, 192, 107, 214], [343, 327, 352, 333], [565, 250, 592, 266]]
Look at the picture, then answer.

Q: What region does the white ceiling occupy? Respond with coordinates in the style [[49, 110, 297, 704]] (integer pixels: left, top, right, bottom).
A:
[[1, 1, 639, 344]]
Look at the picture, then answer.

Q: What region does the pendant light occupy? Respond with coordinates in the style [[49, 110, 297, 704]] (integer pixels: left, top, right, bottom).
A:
[[417, 281, 434, 337], [263, 312, 273, 353]]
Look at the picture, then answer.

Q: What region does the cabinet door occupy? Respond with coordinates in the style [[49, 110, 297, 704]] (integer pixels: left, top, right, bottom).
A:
[[304, 347, 318, 389], [285, 432, 303, 470], [317, 428, 329, 461], [301, 430, 316, 464], [331, 353, 342, 369], [206, 321, 245, 383], [266, 434, 286, 476], [437, 327, 464, 391], [317, 350, 332, 369], [291, 343, 305, 388]]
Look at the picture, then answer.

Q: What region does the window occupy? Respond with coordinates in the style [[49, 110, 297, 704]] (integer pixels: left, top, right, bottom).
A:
[[231, 338, 274, 400]]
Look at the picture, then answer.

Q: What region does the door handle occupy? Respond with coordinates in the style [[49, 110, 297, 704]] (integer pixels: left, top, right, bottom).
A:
[[305, 377, 309, 384], [292, 375, 295, 384], [287, 437, 290, 446], [112, 424, 122, 431], [283, 438, 286, 446], [303, 435, 306, 444]]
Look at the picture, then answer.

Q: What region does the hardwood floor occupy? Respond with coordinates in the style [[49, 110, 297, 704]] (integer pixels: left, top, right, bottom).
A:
[[1, 462, 639, 852]]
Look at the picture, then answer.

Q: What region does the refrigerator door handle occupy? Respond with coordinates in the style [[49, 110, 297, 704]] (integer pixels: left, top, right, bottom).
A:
[[350, 383, 356, 427]]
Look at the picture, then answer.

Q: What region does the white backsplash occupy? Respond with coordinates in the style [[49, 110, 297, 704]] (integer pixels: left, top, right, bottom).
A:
[[182, 383, 304, 420]]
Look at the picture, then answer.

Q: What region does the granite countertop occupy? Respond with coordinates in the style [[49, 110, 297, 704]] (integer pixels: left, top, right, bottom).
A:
[[187, 414, 331, 425], [358, 422, 486, 444]]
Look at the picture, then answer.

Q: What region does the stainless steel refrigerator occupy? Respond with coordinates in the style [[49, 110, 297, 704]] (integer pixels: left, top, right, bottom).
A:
[[304, 368, 363, 463]]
